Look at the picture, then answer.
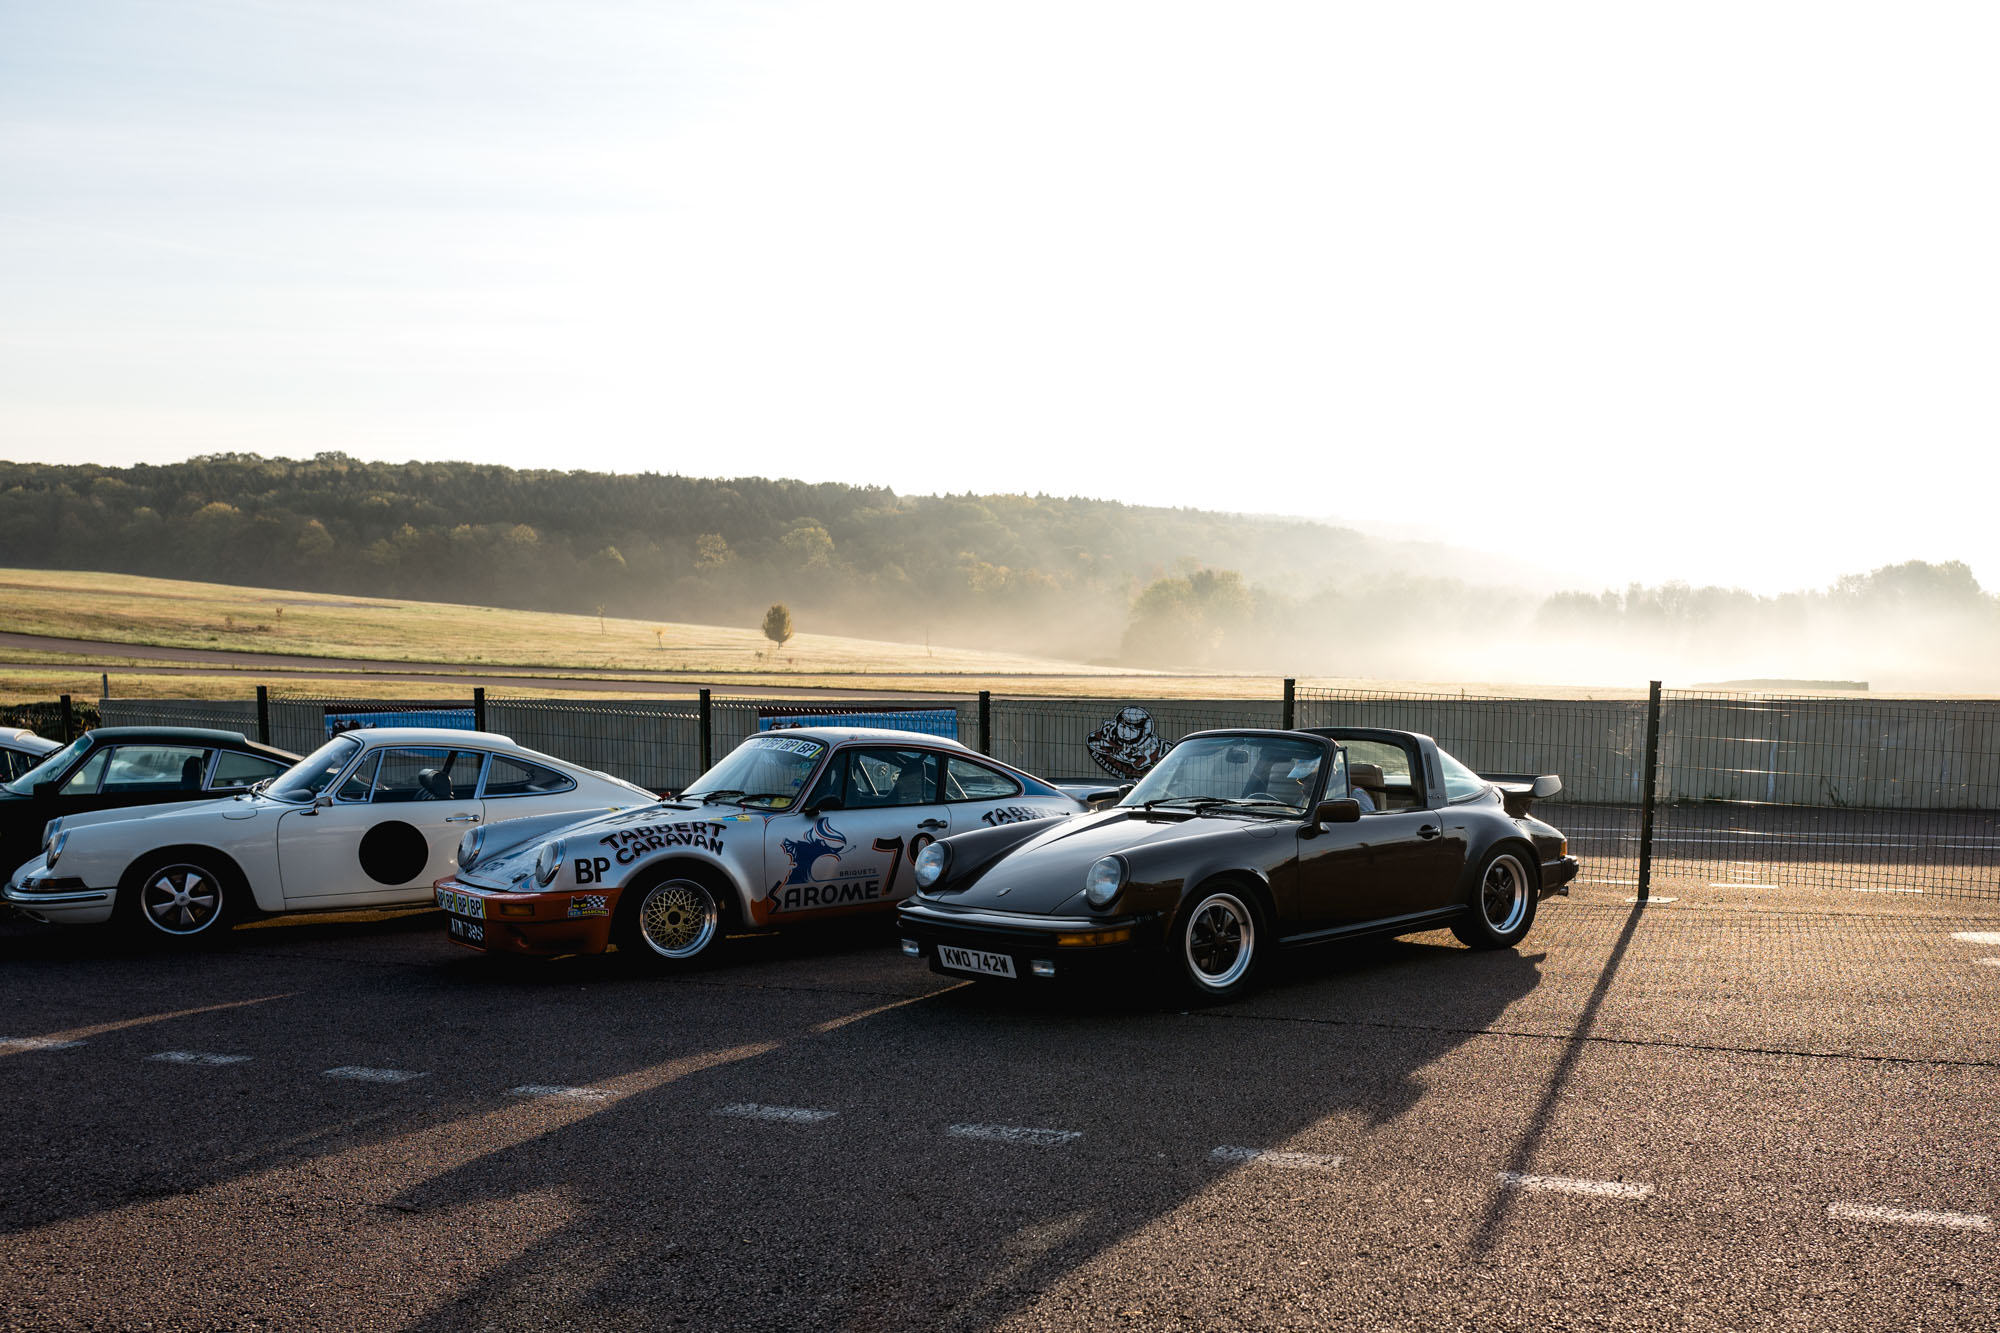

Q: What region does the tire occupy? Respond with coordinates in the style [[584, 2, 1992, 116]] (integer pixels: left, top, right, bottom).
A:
[[1169, 885, 1265, 1002], [118, 852, 237, 946], [614, 868, 732, 968], [1451, 846, 1539, 949]]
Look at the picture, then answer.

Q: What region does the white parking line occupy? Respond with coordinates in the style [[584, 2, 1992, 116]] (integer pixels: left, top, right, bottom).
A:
[[1497, 1172, 1654, 1200], [713, 1103, 838, 1124], [0, 1036, 85, 1052], [946, 1122, 1081, 1147], [1210, 1145, 1344, 1171], [322, 1066, 427, 1083], [1951, 932, 2000, 946], [1827, 1202, 1991, 1231], [149, 1051, 250, 1066], [510, 1084, 611, 1100]]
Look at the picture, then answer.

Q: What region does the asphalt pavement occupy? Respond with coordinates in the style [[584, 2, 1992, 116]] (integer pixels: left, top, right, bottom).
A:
[[2, 880, 1995, 1331]]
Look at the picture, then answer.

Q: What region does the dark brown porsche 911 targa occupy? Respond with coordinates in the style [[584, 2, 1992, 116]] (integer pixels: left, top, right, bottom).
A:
[[896, 727, 1578, 1001]]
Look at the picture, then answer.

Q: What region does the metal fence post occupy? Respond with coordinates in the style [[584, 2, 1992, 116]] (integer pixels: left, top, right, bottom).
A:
[[699, 689, 712, 772], [978, 691, 992, 754], [1636, 680, 1662, 901], [473, 686, 487, 732], [60, 694, 74, 742], [256, 685, 271, 745], [1282, 678, 1295, 731]]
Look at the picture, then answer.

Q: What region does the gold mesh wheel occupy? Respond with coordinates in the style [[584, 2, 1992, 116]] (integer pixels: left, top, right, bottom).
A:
[[636, 878, 720, 960]]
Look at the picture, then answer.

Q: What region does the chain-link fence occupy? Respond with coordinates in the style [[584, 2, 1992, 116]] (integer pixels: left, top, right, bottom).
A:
[[46, 681, 2000, 901], [1652, 692, 2000, 898]]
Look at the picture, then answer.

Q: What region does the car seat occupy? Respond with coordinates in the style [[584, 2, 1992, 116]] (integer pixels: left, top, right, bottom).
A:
[[1348, 762, 1388, 812], [417, 768, 454, 800]]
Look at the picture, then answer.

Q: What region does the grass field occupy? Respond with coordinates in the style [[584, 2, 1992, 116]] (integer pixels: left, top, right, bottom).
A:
[[0, 567, 1680, 705], [0, 568, 1144, 675]]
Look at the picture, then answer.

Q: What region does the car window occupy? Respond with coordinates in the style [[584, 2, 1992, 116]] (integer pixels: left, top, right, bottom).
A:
[[1, 749, 38, 782], [370, 748, 485, 803], [482, 755, 576, 798], [833, 748, 939, 808], [6, 735, 89, 794], [1335, 738, 1423, 808], [944, 757, 1021, 802], [97, 745, 211, 792], [336, 752, 381, 801], [1437, 748, 1489, 804], [211, 751, 288, 789], [58, 748, 111, 796]]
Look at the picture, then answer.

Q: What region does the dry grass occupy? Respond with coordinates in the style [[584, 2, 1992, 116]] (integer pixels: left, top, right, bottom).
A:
[[0, 568, 1712, 705], [0, 568, 1147, 677]]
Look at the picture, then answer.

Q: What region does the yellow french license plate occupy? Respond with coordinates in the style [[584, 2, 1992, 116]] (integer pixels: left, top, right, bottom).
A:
[[436, 887, 486, 919]]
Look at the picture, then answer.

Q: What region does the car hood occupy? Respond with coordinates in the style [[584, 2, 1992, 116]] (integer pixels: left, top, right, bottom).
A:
[[933, 808, 1267, 915], [454, 801, 764, 890], [45, 792, 269, 836]]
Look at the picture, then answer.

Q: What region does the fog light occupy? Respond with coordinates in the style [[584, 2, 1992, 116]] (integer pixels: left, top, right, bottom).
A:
[[1030, 960, 1056, 978], [900, 939, 921, 957], [497, 903, 537, 918]]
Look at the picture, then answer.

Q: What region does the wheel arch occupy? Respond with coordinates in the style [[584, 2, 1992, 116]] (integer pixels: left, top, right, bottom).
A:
[[615, 853, 747, 925], [119, 843, 253, 902], [1180, 866, 1276, 933], [1457, 832, 1542, 903]]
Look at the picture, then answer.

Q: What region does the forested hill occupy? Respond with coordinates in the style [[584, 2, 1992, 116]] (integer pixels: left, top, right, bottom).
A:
[[5, 455, 1992, 687], [0, 453, 1500, 660]]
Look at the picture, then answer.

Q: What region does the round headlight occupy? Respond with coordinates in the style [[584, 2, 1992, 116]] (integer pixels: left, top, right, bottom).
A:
[[1084, 855, 1125, 909], [912, 841, 949, 889], [44, 827, 68, 869], [534, 837, 566, 888], [458, 824, 487, 871]]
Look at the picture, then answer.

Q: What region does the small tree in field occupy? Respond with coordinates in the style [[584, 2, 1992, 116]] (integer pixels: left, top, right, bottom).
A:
[[761, 603, 794, 653]]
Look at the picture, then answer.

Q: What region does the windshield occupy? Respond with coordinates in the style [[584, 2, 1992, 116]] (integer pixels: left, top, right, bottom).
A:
[[4, 736, 89, 795], [1122, 735, 1332, 814], [682, 735, 827, 809], [267, 735, 364, 803]]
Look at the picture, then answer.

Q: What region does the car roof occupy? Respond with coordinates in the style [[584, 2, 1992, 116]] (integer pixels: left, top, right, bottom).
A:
[[80, 726, 302, 760], [333, 726, 518, 749], [751, 726, 971, 749], [0, 727, 60, 752]]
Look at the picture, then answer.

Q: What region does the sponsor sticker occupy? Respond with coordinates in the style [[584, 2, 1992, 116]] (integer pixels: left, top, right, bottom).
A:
[[568, 893, 609, 919], [436, 887, 486, 919]]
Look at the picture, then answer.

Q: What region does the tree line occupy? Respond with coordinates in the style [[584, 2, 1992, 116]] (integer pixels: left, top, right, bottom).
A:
[[0, 454, 1991, 683]]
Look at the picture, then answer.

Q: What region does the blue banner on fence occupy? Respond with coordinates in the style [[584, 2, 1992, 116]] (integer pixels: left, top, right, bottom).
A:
[[757, 706, 958, 740], [324, 707, 478, 738]]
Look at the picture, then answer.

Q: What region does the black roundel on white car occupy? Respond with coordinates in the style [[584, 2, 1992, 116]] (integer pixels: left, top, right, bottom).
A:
[[359, 821, 431, 885]]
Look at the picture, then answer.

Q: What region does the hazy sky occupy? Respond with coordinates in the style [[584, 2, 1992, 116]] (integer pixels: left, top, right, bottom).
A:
[[3, 1, 1996, 596]]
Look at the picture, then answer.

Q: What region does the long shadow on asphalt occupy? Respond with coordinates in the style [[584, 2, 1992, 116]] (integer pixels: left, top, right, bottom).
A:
[[374, 937, 1545, 1331], [0, 918, 1548, 1330]]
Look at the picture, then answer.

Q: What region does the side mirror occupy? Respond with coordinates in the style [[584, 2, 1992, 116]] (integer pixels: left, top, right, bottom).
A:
[[809, 795, 843, 814], [33, 782, 58, 797], [314, 792, 335, 809], [1313, 798, 1362, 826]]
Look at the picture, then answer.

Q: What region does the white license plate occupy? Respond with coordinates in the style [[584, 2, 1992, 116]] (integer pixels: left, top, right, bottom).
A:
[[436, 887, 486, 919], [937, 945, 1016, 978]]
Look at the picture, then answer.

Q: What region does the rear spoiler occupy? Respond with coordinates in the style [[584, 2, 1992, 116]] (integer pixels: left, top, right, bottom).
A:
[[1480, 772, 1562, 818], [1055, 782, 1133, 810]]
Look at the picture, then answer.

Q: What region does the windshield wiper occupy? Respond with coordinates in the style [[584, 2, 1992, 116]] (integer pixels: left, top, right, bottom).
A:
[[694, 789, 743, 804], [1139, 797, 1231, 812]]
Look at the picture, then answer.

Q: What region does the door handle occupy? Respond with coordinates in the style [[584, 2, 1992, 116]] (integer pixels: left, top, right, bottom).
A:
[[917, 819, 948, 830], [1418, 824, 1441, 840], [445, 814, 480, 824]]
